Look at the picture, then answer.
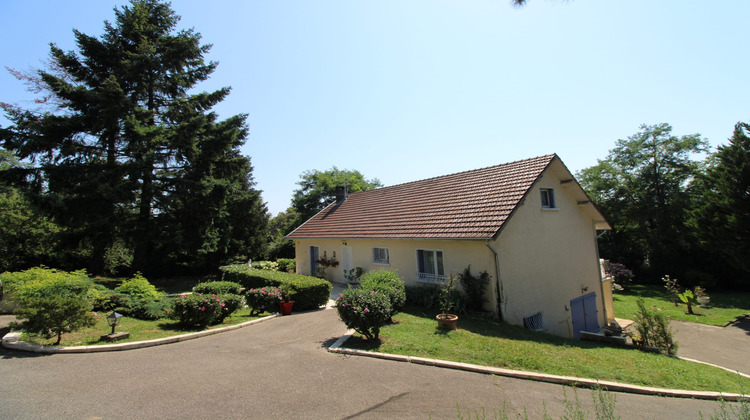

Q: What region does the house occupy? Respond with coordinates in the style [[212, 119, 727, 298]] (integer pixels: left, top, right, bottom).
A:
[[286, 154, 612, 339]]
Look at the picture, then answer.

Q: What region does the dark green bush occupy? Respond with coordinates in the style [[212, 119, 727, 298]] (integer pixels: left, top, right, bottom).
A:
[[405, 283, 441, 309], [88, 283, 118, 312], [276, 258, 296, 273], [359, 270, 406, 317], [172, 293, 242, 328], [335, 288, 392, 340], [114, 274, 166, 320], [192, 281, 242, 295], [459, 265, 490, 312], [9, 269, 94, 345], [219, 265, 331, 311]]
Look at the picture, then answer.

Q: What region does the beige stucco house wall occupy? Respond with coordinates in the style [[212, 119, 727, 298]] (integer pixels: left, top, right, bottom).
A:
[[288, 154, 613, 339]]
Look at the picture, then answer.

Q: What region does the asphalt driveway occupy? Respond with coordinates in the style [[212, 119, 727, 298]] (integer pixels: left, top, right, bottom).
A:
[[0, 306, 740, 419], [671, 316, 750, 375]]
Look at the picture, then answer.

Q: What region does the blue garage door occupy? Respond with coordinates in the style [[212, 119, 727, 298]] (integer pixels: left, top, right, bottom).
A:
[[570, 292, 599, 339]]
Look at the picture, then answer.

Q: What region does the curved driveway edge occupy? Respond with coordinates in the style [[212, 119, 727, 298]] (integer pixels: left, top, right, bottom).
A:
[[1, 314, 280, 353], [328, 330, 750, 403]]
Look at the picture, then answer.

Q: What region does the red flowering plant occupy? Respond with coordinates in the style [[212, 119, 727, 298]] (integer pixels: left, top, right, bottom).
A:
[[172, 293, 243, 328], [245, 287, 282, 315], [314, 257, 339, 268], [335, 288, 392, 340]]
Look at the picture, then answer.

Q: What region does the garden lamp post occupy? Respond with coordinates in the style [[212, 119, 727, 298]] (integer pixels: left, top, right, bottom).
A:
[[106, 311, 123, 335]]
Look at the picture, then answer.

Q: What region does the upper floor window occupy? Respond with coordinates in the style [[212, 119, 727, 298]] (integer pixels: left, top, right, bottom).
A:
[[372, 247, 390, 265], [417, 249, 445, 283], [540, 188, 556, 209]]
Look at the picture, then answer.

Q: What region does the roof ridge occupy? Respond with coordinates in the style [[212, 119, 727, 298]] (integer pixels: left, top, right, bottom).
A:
[[351, 153, 557, 195]]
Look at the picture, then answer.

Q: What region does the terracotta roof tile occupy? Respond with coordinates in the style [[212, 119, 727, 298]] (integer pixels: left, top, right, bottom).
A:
[[287, 154, 556, 240]]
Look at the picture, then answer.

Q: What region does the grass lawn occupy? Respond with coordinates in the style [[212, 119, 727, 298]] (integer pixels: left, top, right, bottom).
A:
[[19, 307, 271, 347], [344, 306, 750, 394], [613, 284, 750, 326]]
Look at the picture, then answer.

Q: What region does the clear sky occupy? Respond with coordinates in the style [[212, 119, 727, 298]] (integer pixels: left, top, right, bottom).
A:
[[1, 1, 748, 216]]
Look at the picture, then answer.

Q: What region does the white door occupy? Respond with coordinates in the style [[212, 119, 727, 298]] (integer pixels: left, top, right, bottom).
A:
[[341, 246, 353, 281]]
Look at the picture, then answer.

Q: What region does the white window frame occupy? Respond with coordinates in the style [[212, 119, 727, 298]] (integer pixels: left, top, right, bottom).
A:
[[372, 247, 390, 265], [540, 188, 557, 209], [416, 249, 445, 283]]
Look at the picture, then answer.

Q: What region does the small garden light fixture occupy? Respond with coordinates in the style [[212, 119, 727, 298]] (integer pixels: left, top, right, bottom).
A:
[[106, 311, 123, 335]]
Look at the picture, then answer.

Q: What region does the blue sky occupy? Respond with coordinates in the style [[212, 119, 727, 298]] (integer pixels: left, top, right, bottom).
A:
[[2, 1, 748, 216]]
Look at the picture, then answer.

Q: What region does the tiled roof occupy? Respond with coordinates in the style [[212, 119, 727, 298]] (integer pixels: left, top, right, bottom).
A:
[[286, 154, 557, 240]]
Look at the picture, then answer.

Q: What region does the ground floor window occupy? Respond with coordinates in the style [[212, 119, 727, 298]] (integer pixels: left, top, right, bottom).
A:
[[372, 247, 390, 265], [416, 249, 444, 282]]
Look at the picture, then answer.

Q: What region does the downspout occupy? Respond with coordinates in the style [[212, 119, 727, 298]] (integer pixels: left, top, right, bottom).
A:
[[485, 240, 504, 321], [594, 229, 609, 325]]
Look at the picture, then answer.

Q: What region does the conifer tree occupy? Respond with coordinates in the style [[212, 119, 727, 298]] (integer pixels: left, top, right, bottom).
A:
[[1, 0, 268, 274]]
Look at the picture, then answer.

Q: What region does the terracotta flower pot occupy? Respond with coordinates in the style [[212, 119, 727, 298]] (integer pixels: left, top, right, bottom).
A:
[[280, 301, 294, 315], [436, 313, 458, 330]]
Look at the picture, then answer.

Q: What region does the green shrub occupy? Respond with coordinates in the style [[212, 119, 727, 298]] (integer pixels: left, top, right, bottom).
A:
[[172, 293, 242, 328], [459, 265, 490, 312], [88, 283, 118, 312], [359, 270, 406, 317], [192, 281, 242, 295], [114, 274, 166, 320], [245, 287, 282, 315], [633, 298, 678, 355], [219, 265, 331, 311], [10, 270, 94, 345], [1, 267, 90, 301], [335, 288, 392, 340], [276, 258, 296, 273], [405, 283, 441, 309]]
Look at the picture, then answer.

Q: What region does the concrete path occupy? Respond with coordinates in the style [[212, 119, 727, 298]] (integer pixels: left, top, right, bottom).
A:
[[671, 316, 750, 375], [0, 305, 738, 419]]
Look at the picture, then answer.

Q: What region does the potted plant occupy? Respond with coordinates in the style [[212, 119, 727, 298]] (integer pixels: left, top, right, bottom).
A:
[[436, 275, 459, 330], [279, 285, 296, 315], [695, 286, 711, 307]]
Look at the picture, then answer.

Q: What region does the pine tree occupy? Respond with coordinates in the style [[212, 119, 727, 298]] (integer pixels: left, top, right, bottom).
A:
[[1, 0, 268, 274], [689, 122, 750, 287]]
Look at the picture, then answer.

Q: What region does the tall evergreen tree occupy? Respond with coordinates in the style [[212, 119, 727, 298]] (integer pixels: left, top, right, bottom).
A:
[[688, 122, 750, 288], [0, 0, 268, 274], [577, 123, 708, 279]]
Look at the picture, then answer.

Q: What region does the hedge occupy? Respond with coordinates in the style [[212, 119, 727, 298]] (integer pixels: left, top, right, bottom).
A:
[[219, 265, 332, 311]]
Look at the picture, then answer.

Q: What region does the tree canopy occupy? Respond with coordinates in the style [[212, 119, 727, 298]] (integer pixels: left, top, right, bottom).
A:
[[0, 0, 268, 275], [688, 122, 750, 286], [577, 123, 708, 279], [292, 166, 382, 223]]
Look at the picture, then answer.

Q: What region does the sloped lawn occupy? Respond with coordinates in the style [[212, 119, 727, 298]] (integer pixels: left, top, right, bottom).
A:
[[343, 306, 750, 394], [613, 285, 750, 326]]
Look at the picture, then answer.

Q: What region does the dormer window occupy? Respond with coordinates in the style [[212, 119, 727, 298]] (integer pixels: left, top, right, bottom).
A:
[[540, 188, 556, 209]]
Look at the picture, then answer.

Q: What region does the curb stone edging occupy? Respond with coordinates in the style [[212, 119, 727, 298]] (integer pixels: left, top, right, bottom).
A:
[[327, 329, 750, 402], [1, 314, 280, 353]]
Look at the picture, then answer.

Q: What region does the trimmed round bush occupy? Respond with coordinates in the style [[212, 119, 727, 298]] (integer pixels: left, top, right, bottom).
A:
[[359, 270, 406, 317], [172, 293, 242, 328], [114, 274, 166, 320], [245, 287, 282, 315], [335, 288, 392, 340], [193, 281, 242, 295]]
